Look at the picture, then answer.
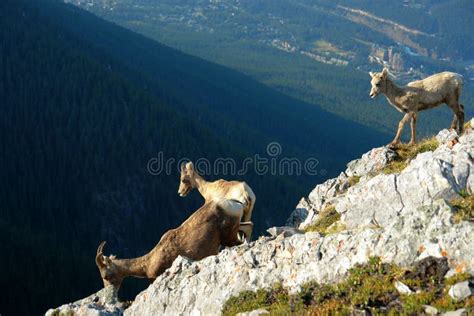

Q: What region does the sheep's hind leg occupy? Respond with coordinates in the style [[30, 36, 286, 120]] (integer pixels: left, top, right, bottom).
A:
[[450, 114, 458, 131], [448, 102, 464, 134], [457, 104, 465, 134], [390, 113, 410, 147], [408, 113, 417, 146]]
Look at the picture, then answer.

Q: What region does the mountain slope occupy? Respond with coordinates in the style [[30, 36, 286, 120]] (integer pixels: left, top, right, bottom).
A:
[[67, 0, 474, 136], [32, 0, 386, 159], [0, 0, 386, 314], [15, 0, 389, 228], [48, 123, 474, 315], [0, 0, 246, 313]]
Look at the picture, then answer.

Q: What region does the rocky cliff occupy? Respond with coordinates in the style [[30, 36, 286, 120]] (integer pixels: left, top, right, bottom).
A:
[[47, 123, 474, 315]]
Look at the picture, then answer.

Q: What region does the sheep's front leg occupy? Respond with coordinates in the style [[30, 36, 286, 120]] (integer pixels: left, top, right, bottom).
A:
[[408, 112, 417, 146], [238, 221, 253, 243], [450, 114, 458, 131], [390, 113, 410, 147]]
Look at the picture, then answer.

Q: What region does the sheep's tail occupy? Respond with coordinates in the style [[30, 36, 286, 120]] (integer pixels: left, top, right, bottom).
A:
[[217, 199, 245, 219], [452, 73, 465, 101], [455, 73, 464, 88]]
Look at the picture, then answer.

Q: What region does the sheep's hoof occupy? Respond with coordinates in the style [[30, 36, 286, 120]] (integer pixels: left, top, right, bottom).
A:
[[237, 231, 246, 244], [408, 141, 416, 146], [449, 127, 463, 135], [388, 142, 400, 149]]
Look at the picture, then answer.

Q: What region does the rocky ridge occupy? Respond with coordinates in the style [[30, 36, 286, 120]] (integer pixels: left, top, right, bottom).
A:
[[47, 123, 474, 315]]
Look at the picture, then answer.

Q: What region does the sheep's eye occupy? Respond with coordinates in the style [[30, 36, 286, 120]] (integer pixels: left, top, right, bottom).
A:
[[182, 179, 190, 184], [376, 83, 381, 87]]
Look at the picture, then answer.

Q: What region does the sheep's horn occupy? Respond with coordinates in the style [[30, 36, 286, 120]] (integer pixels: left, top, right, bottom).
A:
[[97, 241, 106, 256], [96, 241, 107, 268]]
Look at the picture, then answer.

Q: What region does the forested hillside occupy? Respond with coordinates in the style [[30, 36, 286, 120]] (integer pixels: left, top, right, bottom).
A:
[[333, 0, 474, 60], [68, 0, 474, 136], [0, 0, 385, 314]]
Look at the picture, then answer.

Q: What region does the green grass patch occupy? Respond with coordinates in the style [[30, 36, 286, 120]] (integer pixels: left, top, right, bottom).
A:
[[445, 272, 472, 286], [348, 175, 361, 188], [383, 137, 439, 174], [338, 175, 361, 195], [459, 188, 470, 199], [222, 283, 301, 315], [464, 120, 472, 130], [222, 257, 474, 315], [401, 290, 437, 314], [451, 192, 474, 223], [383, 160, 409, 175], [325, 221, 347, 235], [304, 205, 341, 235]]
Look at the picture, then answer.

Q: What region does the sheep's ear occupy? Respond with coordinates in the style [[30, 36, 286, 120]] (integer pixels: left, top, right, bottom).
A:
[[180, 162, 186, 172], [186, 161, 194, 171], [96, 255, 106, 269], [382, 68, 389, 78], [369, 71, 375, 78], [105, 256, 113, 266]]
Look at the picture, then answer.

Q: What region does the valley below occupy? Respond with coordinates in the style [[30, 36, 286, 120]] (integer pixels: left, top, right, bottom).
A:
[[64, 0, 474, 136]]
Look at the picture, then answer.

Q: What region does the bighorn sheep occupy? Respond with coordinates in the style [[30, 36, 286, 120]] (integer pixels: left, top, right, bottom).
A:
[[178, 162, 256, 241], [369, 68, 465, 146], [95, 199, 244, 289]]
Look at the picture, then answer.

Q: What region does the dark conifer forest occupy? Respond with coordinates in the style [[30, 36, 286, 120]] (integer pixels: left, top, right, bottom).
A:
[[0, 0, 385, 314]]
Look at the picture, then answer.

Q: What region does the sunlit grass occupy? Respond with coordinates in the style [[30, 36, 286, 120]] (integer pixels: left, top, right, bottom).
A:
[[383, 137, 439, 174], [223, 258, 473, 315], [451, 190, 474, 223], [304, 205, 341, 235]]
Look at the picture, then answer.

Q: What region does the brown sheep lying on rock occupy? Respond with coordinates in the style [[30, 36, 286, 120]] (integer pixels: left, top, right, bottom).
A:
[[96, 199, 244, 289]]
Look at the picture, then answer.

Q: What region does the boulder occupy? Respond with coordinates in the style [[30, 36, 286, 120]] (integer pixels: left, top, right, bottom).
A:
[[448, 281, 473, 301], [266, 226, 303, 238], [45, 286, 123, 316]]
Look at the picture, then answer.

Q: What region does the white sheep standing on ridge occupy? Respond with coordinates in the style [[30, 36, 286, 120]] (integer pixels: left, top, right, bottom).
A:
[[369, 68, 465, 146]]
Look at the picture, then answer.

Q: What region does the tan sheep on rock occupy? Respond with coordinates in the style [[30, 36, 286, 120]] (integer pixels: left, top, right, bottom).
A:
[[369, 68, 464, 146]]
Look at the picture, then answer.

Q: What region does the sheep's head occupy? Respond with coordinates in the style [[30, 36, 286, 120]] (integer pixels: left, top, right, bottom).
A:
[[369, 68, 389, 98], [95, 241, 124, 289], [178, 162, 197, 197]]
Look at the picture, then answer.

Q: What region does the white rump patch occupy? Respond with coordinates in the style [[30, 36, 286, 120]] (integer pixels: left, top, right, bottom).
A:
[[217, 199, 244, 218]]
